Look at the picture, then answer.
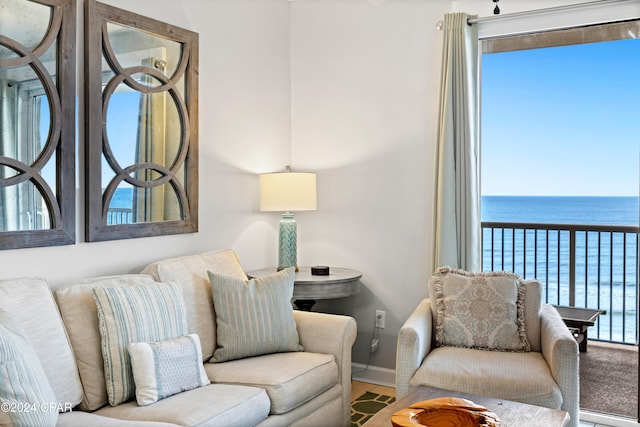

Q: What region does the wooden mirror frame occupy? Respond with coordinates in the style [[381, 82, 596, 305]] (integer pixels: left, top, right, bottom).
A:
[[0, 0, 76, 250], [84, 0, 199, 242]]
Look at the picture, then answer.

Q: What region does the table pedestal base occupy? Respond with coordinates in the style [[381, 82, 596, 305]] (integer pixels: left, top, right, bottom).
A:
[[294, 299, 316, 311]]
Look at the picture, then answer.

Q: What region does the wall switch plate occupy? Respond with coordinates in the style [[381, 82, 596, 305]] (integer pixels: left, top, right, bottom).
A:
[[375, 310, 385, 329]]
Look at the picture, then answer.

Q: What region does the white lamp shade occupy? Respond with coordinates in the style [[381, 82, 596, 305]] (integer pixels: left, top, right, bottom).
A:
[[260, 172, 317, 212]]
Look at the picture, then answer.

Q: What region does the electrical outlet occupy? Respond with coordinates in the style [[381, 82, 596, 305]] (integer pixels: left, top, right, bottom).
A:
[[375, 310, 386, 329], [370, 338, 379, 353]]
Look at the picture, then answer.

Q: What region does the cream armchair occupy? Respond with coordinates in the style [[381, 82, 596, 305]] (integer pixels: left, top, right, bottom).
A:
[[396, 268, 579, 427]]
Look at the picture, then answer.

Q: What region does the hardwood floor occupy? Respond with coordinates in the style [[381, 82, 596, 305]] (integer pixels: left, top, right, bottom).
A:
[[351, 380, 395, 401]]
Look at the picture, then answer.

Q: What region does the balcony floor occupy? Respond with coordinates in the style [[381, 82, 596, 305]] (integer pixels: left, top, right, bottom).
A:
[[580, 340, 638, 420]]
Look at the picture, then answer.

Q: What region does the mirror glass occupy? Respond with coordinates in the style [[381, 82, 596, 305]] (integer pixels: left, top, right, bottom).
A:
[[85, 0, 198, 241], [0, 0, 75, 248], [105, 22, 182, 79], [0, 0, 50, 56]]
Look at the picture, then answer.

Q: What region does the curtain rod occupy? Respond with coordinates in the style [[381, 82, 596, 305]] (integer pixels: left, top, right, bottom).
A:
[[466, 0, 638, 25]]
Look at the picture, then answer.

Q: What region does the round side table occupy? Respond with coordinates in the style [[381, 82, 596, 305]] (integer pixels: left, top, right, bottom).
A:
[[247, 266, 362, 311]]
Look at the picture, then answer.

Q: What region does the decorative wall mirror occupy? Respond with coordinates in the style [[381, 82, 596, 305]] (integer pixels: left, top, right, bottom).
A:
[[85, 0, 199, 241], [0, 0, 76, 250]]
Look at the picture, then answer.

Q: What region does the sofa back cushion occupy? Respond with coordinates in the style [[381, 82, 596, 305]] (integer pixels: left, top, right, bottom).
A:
[[0, 277, 83, 410], [0, 309, 59, 426], [56, 274, 157, 411], [140, 249, 248, 360]]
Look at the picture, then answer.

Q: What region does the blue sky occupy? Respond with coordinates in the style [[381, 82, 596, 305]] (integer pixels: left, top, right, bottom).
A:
[[481, 38, 640, 197]]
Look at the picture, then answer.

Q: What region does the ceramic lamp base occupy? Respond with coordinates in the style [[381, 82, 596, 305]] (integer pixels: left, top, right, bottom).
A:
[[278, 213, 297, 270]]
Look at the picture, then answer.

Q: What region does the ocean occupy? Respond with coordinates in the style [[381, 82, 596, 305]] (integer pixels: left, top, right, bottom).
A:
[[481, 196, 639, 344], [109, 187, 133, 209], [482, 196, 639, 226]]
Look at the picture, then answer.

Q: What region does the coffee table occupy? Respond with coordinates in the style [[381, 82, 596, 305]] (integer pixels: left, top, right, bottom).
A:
[[363, 386, 570, 427]]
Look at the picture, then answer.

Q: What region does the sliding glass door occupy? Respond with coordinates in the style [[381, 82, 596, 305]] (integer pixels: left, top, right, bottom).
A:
[[480, 19, 640, 421]]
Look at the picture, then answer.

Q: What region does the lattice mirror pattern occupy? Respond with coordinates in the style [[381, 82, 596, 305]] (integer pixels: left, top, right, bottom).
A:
[[0, 0, 76, 250], [85, 0, 199, 241]]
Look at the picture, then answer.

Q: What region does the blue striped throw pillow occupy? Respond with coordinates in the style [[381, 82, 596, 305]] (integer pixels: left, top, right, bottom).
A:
[[208, 267, 303, 362], [93, 282, 188, 406]]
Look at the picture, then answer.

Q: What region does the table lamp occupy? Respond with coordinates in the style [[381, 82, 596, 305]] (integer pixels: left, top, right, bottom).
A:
[[260, 166, 317, 271]]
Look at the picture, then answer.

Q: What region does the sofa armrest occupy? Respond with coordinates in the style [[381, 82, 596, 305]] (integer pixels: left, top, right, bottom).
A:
[[293, 310, 356, 427], [293, 310, 357, 378], [395, 298, 433, 397], [540, 304, 579, 427]]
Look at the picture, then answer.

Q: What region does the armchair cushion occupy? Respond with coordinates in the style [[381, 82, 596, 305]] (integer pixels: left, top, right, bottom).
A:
[[430, 267, 530, 352], [410, 346, 563, 409]]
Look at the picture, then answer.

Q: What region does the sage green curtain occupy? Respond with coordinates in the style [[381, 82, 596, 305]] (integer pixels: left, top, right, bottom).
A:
[[433, 13, 481, 271]]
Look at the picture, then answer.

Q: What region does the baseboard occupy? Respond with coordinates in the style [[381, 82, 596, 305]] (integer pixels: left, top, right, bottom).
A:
[[580, 410, 639, 427], [351, 363, 396, 388]]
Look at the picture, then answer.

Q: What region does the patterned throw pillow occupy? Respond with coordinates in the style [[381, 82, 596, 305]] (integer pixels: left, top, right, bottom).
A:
[[431, 267, 530, 352], [93, 282, 188, 406], [0, 310, 59, 427], [208, 267, 303, 363], [128, 334, 210, 406]]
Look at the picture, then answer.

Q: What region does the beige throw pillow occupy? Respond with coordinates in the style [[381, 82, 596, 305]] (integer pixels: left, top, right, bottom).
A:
[[432, 267, 530, 352]]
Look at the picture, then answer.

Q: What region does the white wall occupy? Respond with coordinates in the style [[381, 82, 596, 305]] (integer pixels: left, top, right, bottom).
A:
[[0, 0, 292, 287], [289, 0, 450, 369]]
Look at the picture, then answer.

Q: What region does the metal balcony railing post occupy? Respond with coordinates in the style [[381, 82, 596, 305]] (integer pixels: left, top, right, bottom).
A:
[[569, 229, 576, 307]]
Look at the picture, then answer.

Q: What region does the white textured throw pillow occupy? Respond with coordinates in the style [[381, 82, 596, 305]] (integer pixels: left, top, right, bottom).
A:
[[432, 267, 530, 352], [128, 334, 209, 406], [0, 309, 59, 427], [208, 267, 303, 362], [93, 282, 188, 406]]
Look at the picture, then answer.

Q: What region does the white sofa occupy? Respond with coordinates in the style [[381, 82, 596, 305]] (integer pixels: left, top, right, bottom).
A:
[[0, 249, 356, 427], [395, 270, 579, 427]]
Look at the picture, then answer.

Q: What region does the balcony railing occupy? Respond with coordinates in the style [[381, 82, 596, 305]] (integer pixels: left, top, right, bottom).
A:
[[107, 208, 133, 225], [482, 221, 639, 345]]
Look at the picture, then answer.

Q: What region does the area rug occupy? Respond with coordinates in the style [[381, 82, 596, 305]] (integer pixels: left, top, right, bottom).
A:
[[351, 392, 395, 427], [580, 341, 638, 419]]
